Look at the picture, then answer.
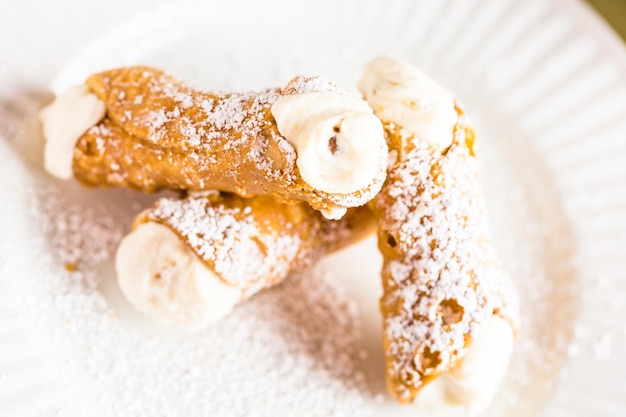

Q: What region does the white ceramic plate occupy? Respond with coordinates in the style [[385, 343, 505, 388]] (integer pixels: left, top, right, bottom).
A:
[[1, 0, 626, 415]]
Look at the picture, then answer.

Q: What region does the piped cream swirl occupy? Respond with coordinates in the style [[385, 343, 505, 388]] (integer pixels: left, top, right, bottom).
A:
[[271, 92, 386, 198], [358, 56, 458, 149]]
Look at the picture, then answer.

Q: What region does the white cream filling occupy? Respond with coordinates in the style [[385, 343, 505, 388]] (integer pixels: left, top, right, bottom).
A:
[[358, 56, 458, 149], [320, 207, 348, 220], [115, 222, 242, 330], [413, 316, 515, 417], [271, 91, 386, 197], [39, 84, 106, 179]]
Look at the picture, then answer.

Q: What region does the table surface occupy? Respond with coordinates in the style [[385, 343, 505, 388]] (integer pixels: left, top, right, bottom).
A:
[[588, 0, 626, 40]]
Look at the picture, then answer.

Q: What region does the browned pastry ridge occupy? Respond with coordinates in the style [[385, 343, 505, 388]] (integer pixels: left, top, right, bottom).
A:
[[134, 193, 376, 298], [73, 67, 386, 214], [372, 103, 519, 403]]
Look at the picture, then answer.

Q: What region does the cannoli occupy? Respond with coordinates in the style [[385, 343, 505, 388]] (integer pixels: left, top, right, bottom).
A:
[[40, 67, 388, 219], [116, 192, 376, 329], [359, 56, 519, 414]]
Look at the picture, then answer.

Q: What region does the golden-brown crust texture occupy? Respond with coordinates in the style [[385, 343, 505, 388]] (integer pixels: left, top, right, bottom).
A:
[[136, 193, 376, 298], [374, 106, 518, 403], [72, 67, 386, 213]]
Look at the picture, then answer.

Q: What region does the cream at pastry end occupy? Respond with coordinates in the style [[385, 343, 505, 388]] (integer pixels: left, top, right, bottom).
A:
[[412, 316, 515, 417], [271, 91, 386, 198], [320, 207, 348, 221], [358, 56, 458, 149], [39, 84, 106, 179], [115, 222, 242, 330]]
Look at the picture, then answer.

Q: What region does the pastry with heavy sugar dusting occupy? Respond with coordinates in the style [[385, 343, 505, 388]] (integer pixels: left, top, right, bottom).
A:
[[40, 67, 388, 219], [116, 192, 376, 329], [359, 56, 519, 415]]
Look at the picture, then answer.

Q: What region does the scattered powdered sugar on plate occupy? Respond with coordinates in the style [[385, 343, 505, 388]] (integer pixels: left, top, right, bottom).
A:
[[11, 96, 584, 417], [26, 184, 370, 417], [473, 111, 581, 417]]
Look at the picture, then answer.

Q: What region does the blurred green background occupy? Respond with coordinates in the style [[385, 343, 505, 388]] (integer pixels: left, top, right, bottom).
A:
[[588, 0, 626, 40]]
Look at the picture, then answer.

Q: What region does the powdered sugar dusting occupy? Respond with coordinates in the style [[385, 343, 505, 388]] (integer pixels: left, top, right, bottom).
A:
[[24, 185, 370, 417], [143, 109, 168, 141], [281, 75, 346, 95], [148, 196, 301, 295], [374, 118, 518, 401], [99, 69, 348, 178], [81, 67, 385, 213], [145, 195, 374, 298]]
